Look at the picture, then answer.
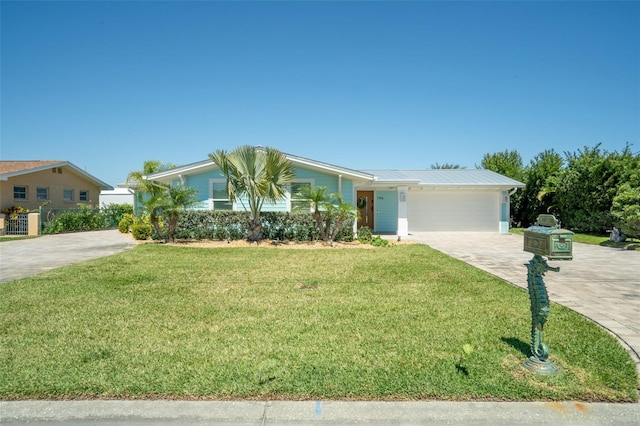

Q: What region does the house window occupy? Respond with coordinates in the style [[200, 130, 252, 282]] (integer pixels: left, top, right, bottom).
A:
[[63, 189, 74, 202], [79, 190, 89, 202], [36, 187, 49, 201], [212, 182, 232, 210], [290, 182, 312, 211], [13, 186, 27, 200]]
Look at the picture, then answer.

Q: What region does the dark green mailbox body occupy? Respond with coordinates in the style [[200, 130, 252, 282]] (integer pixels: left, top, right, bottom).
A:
[[524, 215, 574, 260]]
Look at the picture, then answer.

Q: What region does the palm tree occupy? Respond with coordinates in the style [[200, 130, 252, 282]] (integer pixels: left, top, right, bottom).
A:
[[295, 185, 357, 244], [161, 184, 199, 242], [430, 163, 466, 169], [209, 145, 295, 242], [126, 160, 197, 242], [126, 160, 174, 238]]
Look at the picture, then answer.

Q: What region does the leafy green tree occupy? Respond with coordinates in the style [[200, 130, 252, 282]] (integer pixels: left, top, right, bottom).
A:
[[478, 150, 525, 180], [479, 149, 526, 225], [611, 154, 640, 238], [611, 183, 640, 239], [295, 185, 357, 244], [554, 144, 637, 232], [209, 145, 295, 242], [520, 150, 564, 226]]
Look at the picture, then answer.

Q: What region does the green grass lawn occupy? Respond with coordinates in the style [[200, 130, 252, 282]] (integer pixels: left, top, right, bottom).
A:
[[0, 235, 39, 242], [510, 228, 639, 250], [0, 244, 637, 401]]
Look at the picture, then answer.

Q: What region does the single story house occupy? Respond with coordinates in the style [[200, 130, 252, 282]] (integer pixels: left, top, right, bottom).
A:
[[0, 160, 113, 212], [146, 150, 525, 235]]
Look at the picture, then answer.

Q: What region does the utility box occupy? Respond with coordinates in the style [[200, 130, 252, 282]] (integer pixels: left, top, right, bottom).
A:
[[524, 214, 574, 260]]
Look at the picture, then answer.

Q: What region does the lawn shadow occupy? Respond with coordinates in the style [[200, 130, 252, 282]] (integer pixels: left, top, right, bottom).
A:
[[599, 238, 639, 251], [501, 336, 530, 357]]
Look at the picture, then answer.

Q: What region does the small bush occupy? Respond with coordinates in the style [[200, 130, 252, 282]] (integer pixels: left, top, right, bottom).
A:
[[2, 206, 29, 219], [102, 204, 134, 228], [118, 213, 135, 233], [131, 222, 152, 240], [371, 235, 389, 247], [357, 226, 372, 244]]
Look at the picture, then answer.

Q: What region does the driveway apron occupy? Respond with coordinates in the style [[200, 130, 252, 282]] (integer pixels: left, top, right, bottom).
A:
[[0, 230, 135, 283], [407, 232, 640, 375]]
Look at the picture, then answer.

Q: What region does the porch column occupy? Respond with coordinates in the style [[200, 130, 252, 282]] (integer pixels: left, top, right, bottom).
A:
[[397, 186, 409, 237]]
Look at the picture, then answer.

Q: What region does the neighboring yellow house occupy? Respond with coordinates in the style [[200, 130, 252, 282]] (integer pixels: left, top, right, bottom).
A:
[[0, 160, 113, 212]]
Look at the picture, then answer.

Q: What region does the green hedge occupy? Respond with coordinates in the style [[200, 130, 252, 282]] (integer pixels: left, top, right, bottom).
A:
[[41, 204, 134, 234], [175, 210, 354, 242]]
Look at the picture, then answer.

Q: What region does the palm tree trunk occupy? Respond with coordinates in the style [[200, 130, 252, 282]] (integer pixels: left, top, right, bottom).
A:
[[247, 217, 263, 242]]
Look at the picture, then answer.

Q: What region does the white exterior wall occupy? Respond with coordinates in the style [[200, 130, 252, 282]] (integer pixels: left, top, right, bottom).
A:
[[397, 186, 409, 237], [99, 188, 134, 206]]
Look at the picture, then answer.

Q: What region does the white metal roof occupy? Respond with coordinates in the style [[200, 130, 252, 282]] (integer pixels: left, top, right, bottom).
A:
[[362, 169, 525, 188], [146, 152, 375, 183]]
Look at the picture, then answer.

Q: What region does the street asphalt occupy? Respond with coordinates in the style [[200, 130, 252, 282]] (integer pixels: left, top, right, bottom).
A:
[[0, 229, 638, 425]]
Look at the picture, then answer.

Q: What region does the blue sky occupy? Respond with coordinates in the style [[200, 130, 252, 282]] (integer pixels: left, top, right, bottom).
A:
[[2, 1, 638, 186]]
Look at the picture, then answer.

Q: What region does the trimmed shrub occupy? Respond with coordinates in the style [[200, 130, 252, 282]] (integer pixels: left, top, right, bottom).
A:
[[174, 210, 352, 242], [118, 213, 135, 233], [102, 204, 134, 228], [131, 222, 152, 240], [357, 226, 373, 244]]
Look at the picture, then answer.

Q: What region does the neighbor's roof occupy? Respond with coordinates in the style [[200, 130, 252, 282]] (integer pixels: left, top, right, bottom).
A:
[[0, 160, 113, 190], [362, 169, 525, 188]]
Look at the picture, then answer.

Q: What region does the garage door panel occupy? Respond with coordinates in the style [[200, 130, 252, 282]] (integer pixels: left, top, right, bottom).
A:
[[408, 191, 498, 232]]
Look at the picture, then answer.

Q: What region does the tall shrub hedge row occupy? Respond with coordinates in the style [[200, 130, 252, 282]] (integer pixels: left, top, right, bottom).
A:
[[175, 210, 354, 242]]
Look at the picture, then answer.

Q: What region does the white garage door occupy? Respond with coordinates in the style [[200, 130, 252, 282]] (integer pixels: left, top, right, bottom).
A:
[[408, 190, 499, 232]]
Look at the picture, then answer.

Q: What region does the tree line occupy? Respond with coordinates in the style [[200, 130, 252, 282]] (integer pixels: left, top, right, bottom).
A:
[[480, 143, 639, 237]]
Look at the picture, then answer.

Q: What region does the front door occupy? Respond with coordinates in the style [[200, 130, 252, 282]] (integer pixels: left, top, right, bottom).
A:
[[356, 190, 374, 230]]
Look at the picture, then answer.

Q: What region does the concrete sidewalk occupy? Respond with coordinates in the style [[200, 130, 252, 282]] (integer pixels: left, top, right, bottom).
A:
[[2, 400, 639, 425]]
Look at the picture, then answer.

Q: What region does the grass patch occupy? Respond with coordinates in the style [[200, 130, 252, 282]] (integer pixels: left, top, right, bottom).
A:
[[510, 228, 638, 250], [0, 235, 39, 242], [0, 244, 637, 401]]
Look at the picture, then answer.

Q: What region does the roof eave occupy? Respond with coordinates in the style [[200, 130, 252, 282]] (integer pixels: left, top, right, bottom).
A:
[[146, 155, 377, 183], [0, 161, 68, 180], [0, 161, 113, 190]]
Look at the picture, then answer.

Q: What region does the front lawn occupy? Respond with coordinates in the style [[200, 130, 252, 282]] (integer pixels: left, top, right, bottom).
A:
[[510, 228, 638, 250], [0, 244, 637, 401]]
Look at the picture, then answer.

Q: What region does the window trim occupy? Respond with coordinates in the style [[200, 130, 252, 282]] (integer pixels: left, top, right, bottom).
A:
[[63, 189, 74, 202], [36, 187, 49, 201], [79, 190, 89, 202], [209, 179, 233, 211], [289, 180, 314, 212], [13, 185, 28, 200]]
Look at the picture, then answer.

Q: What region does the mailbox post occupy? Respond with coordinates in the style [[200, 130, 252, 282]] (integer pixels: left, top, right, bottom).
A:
[[522, 214, 573, 375]]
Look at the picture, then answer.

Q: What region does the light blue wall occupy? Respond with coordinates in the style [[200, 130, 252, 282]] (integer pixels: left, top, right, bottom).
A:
[[501, 190, 508, 221], [374, 190, 398, 233], [294, 168, 355, 204], [180, 166, 356, 211]]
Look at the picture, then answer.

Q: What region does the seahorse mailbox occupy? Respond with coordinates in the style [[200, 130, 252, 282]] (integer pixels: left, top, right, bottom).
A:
[[522, 214, 573, 375]]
